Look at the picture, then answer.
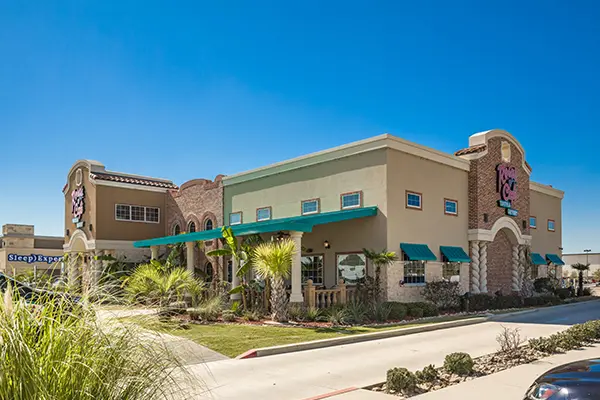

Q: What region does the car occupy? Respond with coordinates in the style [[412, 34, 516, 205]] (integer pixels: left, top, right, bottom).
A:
[[524, 358, 600, 399], [0, 272, 81, 304]]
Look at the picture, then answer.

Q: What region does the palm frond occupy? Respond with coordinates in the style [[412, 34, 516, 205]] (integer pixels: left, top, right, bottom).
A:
[[253, 239, 295, 280]]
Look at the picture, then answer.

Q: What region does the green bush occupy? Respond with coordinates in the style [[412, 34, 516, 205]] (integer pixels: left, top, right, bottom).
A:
[[523, 296, 546, 307], [422, 281, 461, 310], [408, 306, 424, 318], [407, 302, 438, 318], [493, 295, 523, 310], [443, 352, 474, 376], [582, 287, 592, 296], [385, 302, 408, 320], [188, 296, 223, 322], [533, 278, 556, 293], [554, 287, 575, 300], [305, 307, 322, 322], [327, 306, 350, 325], [386, 367, 417, 393], [287, 304, 307, 322], [555, 332, 582, 351], [241, 309, 262, 322], [222, 310, 237, 322], [540, 294, 562, 306], [415, 364, 439, 386], [345, 300, 369, 324], [468, 293, 494, 312], [369, 302, 393, 323], [528, 336, 560, 354]]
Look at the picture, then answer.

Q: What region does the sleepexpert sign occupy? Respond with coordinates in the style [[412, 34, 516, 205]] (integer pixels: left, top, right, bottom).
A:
[[7, 254, 63, 264]]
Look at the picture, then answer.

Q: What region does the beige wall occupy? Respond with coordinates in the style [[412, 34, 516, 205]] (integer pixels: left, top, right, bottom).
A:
[[385, 148, 469, 301], [95, 185, 167, 241], [0, 248, 64, 275], [224, 149, 388, 222], [529, 188, 562, 257]]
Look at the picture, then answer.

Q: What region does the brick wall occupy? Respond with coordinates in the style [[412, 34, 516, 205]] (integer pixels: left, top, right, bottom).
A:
[[166, 176, 224, 276], [486, 230, 514, 294]]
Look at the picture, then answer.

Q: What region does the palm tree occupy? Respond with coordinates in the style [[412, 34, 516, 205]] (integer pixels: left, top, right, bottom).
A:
[[253, 239, 296, 322], [571, 263, 590, 297], [362, 249, 398, 303], [124, 261, 204, 308]]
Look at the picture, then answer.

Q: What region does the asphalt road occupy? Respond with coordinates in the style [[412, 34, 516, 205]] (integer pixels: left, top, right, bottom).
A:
[[176, 300, 600, 400]]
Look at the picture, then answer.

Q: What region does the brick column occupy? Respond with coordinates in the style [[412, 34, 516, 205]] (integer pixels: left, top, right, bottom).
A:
[[479, 241, 488, 293], [470, 240, 480, 294]]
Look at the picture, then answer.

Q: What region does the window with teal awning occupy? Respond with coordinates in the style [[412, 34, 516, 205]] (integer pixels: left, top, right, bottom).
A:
[[530, 253, 547, 265], [400, 243, 437, 261], [440, 246, 471, 263], [546, 254, 565, 265]]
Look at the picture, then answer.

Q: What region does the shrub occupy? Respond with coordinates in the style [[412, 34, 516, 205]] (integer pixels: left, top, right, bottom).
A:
[[444, 352, 474, 376], [422, 281, 461, 310], [415, 364, 438, 388], [327, 306, 349, 325], [189, 296, 223, 322], [582, 287, 592, 296], [555, 332, 582, 351], [555, 287, 574, 300], [468, 293, 494, 312], [493, 295, 523, 310], [407, 302, 438, 318], [533, 278, 556, 293], [566, 324, 596, 344], [369, 302, 393, 323], [528, 336, 560, 354], [242, 309, 262, 322], [222, 310, 237, 322], [523, 296, 545, 307], [386, 367, 417, 393], [408, 306, 424, 319], [287, 304, 307, 322], [496, 326, 524, 356], [385, 302, 408, 320], [305, 307, 322, 322], [539, 294, 562, 306], [345, 300, 369, 324]]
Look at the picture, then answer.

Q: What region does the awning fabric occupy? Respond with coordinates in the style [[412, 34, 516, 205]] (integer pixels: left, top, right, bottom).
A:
[[401, 243, 437, 261], [546, 254, 565, 265], [531, 253, 547, 265], [134, 206, 378, 248], [440, 246, 471, 263]]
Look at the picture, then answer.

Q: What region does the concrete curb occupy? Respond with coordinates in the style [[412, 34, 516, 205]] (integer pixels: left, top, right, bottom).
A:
[[237, 317, 488, 359]]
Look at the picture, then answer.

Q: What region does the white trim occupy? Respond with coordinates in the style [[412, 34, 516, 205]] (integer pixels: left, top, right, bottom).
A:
[[114, 204, 160, 224], [95, 180, 170, 193], [229, 212, 242, 225], [530, 181, 564, 199], [406, 192, 422, 209], [341, 192, 361, 210], [468, 216, 532, 245], [63, 229, 94, 251], [301, 199, 320, 215], [444, 199, 458, 215], [222, 134, 470, 186], [256, 207, 272, 221], [466, 129, 532, 175]]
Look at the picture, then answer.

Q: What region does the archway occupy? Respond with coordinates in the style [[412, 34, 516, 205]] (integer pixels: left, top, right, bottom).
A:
[[487, 227, 519, 294]]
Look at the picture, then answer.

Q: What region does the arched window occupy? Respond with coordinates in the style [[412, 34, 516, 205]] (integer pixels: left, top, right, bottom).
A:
[[188, 221, 196, 233], [172, 223, 181, 236], [204, 219, 213, 231], [205, 262, 214, 282]]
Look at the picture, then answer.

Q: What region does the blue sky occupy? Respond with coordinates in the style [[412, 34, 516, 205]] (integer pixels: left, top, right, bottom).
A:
[[0, 1, 598, 253]]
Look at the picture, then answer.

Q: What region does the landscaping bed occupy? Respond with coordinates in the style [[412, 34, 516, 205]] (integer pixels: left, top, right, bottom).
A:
[[370, 319, 600, 398]]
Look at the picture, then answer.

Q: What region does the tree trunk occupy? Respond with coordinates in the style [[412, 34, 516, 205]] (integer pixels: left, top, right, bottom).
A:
[[270, 277, 288, 322], [578, 271, 584, 297]]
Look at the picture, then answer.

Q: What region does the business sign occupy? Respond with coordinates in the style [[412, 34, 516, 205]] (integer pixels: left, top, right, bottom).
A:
[[496, 163, 518, 216], [8, 254, 63, 265], [71, 186, 85, 228]]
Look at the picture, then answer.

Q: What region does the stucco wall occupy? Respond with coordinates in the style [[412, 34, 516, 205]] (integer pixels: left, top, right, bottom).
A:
[[385, 148, 469, 301], [224, 149, 388, 223], [529, 188, 563, 257]]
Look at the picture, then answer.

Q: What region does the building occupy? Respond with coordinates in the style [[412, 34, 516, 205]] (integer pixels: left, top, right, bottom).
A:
[[562, 253, 600, 279], [0, 224, 64, 276], [127, 129, 565, 304]]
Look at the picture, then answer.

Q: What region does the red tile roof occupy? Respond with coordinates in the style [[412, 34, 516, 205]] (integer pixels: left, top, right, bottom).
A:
[[90, 172, 178, 189], [454, 144, 487, 156]]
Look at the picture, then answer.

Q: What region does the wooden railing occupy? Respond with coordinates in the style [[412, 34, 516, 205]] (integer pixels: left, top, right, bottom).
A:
[[304, 279, 355, 308]]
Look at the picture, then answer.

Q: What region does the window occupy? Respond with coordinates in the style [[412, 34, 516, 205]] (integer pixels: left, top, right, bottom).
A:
[[406, 191, 422, 210], [227, 260, 232, 283], [530, 216, 537, 229], [442, 262, 460, 282], [188, 221, 196, 233], [444, 199, 458, 215], [301, 199, 320, 215], [172, 224, 181, 236], [115, 204, 130, 221], [256, 207, 272, 221], [548, 219, 555, 232], [115, 204, 159, 223], [301, 255, 324, 285], [404, 260, 425, 284], [341, 192, 361, 209], [204, 218, 213, 231], [229, 212, 242, 225], [337, 253, 367, 285]]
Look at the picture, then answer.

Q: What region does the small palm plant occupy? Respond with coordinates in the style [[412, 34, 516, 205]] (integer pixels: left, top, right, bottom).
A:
[[253, 239, 296, 322], [571, 263, 590, 297], [124, 260, 204, 308], [362, 249, 398, 303]]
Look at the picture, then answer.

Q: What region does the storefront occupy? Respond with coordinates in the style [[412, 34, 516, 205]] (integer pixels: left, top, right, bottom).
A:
[[130, 129, 564, 303]]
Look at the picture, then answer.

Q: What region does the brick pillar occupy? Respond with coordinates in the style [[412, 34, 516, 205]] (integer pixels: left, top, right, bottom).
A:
[[470, 240, 480, 293], [479, 241, 488, 293]]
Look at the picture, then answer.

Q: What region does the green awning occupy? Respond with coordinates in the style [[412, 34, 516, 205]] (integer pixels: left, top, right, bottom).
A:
[[401, 243, 437, 261], [134, 206, 378, 248], [440, 246, 471, 263], [546, 254, 565, 265], [531, 253, 547, 265]]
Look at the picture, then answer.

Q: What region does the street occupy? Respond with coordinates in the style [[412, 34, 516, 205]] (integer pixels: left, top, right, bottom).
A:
[[176, 300, 600, 399]]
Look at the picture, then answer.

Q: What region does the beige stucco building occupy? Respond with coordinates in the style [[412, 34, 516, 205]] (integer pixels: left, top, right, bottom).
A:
[[130, 129, 564, 304], [0, 224, 64, 276]]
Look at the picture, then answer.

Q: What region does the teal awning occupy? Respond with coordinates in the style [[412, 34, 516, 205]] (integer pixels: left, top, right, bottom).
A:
[[546, 254, 565, 265], [531, 253, 547, 265], [401, 243, 437, 261], [134, 206, 378, 248], [440, 246, 471, 263]]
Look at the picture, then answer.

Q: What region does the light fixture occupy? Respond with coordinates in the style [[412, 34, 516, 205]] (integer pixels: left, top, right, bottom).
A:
[[324, 240, 330, 249]]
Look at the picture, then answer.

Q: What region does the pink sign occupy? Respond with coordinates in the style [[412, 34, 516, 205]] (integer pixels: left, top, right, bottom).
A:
[[497, 164, 517, 202], [72, 187, 85, 219]]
